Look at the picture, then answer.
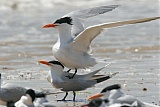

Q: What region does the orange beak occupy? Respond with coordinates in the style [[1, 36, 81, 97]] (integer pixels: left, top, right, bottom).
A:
[[38, 60, 51, 66], [88, 93, 104, 100], [42, 23, 58, 28]]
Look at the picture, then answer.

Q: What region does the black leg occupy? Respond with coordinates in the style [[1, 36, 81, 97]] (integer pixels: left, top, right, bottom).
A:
[[67, 69, 71, 72], [62, 92, 68, 101], [71, 68, 77, 79], [57, 92, 68, 101], [73, 91, 76, 101], [66, 68, 77, 79]]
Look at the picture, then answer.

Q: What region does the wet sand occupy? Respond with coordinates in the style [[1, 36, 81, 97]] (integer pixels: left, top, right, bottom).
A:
[[0, 0, 159, 106]]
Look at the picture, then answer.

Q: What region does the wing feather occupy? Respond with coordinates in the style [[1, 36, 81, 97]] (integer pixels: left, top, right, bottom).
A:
[[66, 5, 120, 19], [64, 5, 120, 36], [71, 17, 160, 52]]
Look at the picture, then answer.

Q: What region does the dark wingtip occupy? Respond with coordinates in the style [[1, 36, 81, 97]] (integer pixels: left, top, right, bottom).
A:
[[96, 76, 111, 83], [35, 93, 46, 98]]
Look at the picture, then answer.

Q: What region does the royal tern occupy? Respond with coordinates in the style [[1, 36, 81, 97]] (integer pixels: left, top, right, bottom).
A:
[[42, 5, 160, 78], [88, 84, 121, 100], [38, 60, 118, 101], [81, 98, 139, 107], [0, 73, 27, 106], [42, 5, 120, 77], [88, 84, 159, 107], [15, 89, 36, 107]]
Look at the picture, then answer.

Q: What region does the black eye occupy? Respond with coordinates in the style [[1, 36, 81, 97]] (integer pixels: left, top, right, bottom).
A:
[[54, 17, 72, 25], [48, 60, 64, 68]]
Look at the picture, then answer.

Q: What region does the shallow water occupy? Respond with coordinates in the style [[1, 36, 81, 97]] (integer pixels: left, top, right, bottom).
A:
[[0, 0, 159, 106]]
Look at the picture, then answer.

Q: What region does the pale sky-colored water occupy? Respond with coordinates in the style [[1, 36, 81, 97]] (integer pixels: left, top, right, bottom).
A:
[[0, 0, 159, 106]]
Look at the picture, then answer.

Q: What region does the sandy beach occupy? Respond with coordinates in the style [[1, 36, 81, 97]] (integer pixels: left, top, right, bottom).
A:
[[0, 0, 159, 106]]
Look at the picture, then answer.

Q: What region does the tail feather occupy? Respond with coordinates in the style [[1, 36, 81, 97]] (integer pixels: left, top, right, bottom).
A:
[[95, 72, 119, 83], [82, 61, 114, 80], [96, 75, 111, 83]]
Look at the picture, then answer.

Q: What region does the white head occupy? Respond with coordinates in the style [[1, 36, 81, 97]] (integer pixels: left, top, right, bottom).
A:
[[19, 89, 35, 105], [39, 60, 65, 83], [88, 84, 121, 100], [42, 17, 73, 44], [108, 88, 123, 100]]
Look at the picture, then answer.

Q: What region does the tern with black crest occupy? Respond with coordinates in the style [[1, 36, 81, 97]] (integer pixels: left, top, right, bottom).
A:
[[38, 60, 118, 101], [88, 84, 159, 107], [15, 89, 36, 107], [42, 5, 159, 78], [42, 5, 120, 77]]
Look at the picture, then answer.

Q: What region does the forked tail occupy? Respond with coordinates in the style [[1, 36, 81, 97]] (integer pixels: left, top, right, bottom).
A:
[[96, 72, 119, 83]]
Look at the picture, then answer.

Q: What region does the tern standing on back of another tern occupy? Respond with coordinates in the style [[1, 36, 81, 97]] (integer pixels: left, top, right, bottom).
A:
[[42, 5, 120, 78], [38, 60, 118, 101], [42, 5, 160, 78]]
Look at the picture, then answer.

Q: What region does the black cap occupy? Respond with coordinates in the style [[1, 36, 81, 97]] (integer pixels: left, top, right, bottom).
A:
[[54, 17, 72, 25], [101, 84, 121, 93], [48, 60, 64, 69], [26, 89, 36, 102]]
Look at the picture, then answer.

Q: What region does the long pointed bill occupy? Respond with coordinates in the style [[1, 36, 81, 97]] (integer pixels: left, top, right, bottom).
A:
[[42, 23, 58, 28], [88, 93, 104, 100], [38, 60, 51, 66]]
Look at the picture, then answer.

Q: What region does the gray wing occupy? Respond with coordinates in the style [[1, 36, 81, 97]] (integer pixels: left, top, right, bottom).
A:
[[61, 62, 112, 80], [116, 95, 145, 107], [64, 5, 120, 36], [0, 83, 27, 102], [66, 5, 120, 19], [41, 103, 57, 107], [71, 17, 160, 53], [54, 79, 96, 91]]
